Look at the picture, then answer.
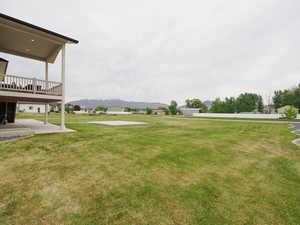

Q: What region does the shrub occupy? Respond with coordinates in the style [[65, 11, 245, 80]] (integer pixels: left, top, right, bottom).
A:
[[146, 108, 152, 115], [283, 106, 297, 119]]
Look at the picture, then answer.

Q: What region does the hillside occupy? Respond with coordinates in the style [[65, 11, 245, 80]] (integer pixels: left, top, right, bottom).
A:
[[68, 99, 169, 109]]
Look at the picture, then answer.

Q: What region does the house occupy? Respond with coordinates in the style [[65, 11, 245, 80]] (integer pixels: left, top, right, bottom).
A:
[[18, 103, 49, 114], [0, 13, 78, 127], [277, 105, 299, 114], [180, 108, 202, 116], [152, 109, 166, 115]]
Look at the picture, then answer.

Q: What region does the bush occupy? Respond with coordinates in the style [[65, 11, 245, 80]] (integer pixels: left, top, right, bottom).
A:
[[146, 108, 152, 115], [283, 106, 297, 119]]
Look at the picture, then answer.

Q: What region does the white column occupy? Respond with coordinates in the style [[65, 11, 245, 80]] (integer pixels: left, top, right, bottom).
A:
[[61, 45, 66, 130], [44, 61, 49, 125]]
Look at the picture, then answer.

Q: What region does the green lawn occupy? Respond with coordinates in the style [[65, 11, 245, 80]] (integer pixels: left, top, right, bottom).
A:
[[1, 114, 300, 225]]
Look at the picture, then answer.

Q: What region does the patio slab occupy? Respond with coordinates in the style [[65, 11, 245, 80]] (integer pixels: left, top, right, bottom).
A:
[[0, 128, 33, 138], [0, 119, 74, 135], [86, 121, 149, 126]]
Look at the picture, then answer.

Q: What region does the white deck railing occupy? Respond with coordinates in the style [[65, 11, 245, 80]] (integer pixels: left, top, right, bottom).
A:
[[0, 73, 62, 96]]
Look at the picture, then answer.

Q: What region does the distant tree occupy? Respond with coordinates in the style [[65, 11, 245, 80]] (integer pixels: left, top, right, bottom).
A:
[[185, 99, 191, 108], [211, 94, 263, 113], [146, 108, 152, 115], [158, 106, 169, 115], [257, 96, 264, 113], [223, 97, 236, 113], [96, 105, 107, 112], [283, 106, 297, 119], [65, 104, 74, 113], [168, 100, 178, 115], [294, 85, 300, 110], [185, 98, 208, 112], [210, 98, 225, 113], [74, 105, 81, 111], [273, 84, 300, 110], [236, 93, 263, 113], [273, 90, 284, 109], [124, 107, 131, 112]]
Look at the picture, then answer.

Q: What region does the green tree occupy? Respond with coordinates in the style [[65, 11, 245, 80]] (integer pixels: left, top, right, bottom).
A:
[[158, 106, 169, 115], [124, 107, 131, 112], [283, 106, 297, 119], [96, 105, 107, 112], [168, 100, 178, 115], [294, 85, 300, 110], [273, 84, 300, 110], [65, 104, 74, 114], [236, 93, 263, 113], [146, 108, 152, 115], [273, 90, 284, 109], [210, 98, 225, 113], [185, 98, 208, 112], [223, 97, 236, 113], [257, 96, 264, 113]]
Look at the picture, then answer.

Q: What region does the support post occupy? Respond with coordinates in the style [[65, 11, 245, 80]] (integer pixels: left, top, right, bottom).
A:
[[44, 61, 48, 125], [61, 45, 66, 130]]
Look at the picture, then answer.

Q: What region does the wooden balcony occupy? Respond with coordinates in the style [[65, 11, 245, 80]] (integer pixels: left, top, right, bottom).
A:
[[0, 73, 63, 103], [0, 73, 62, 96]]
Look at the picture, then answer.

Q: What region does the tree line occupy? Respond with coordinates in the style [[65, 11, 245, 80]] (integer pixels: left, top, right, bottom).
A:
[[184, 93, 263, 113], [65, 84, 299, 115], [184, 84, 300, 114], [210, 93, 264, 113], [273, 84, 300, 110]]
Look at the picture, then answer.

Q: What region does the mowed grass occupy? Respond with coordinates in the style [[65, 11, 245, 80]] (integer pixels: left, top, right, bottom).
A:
[[1, 114, 300, 225]]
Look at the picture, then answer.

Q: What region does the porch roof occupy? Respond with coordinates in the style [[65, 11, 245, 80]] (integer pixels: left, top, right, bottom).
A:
[[0, 13, 78, 63]]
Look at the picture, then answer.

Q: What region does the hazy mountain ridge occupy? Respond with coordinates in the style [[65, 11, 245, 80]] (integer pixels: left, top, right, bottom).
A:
[[68, 99, 169, 109]]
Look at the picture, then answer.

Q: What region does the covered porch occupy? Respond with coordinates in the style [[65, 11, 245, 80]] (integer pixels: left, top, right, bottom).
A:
[[0, 13, 78, 129]]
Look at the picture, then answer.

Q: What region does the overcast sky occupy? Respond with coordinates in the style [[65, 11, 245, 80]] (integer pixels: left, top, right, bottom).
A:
[[1, 0, 300, 104]]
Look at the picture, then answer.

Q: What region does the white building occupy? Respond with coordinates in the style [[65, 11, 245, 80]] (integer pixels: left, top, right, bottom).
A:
[[18, 103, 49, 114], [181, 108, 202, 116], [277, 105, 299, 114]]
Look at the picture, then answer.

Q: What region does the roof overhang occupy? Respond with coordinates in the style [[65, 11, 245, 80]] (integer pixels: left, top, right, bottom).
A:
[[0, 13, 78, 63]]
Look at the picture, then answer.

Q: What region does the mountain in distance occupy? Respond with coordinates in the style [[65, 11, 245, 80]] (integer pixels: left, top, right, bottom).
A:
[[68, 99, 169, 109]]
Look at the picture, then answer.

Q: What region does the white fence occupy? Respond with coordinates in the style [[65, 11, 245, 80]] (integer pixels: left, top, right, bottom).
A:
[[193, 113, 300, 120], [106, 111, 133, 115]]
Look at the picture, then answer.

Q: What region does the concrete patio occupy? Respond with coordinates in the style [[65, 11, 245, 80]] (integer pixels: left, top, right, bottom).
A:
[[0, 119, 74, 138]]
